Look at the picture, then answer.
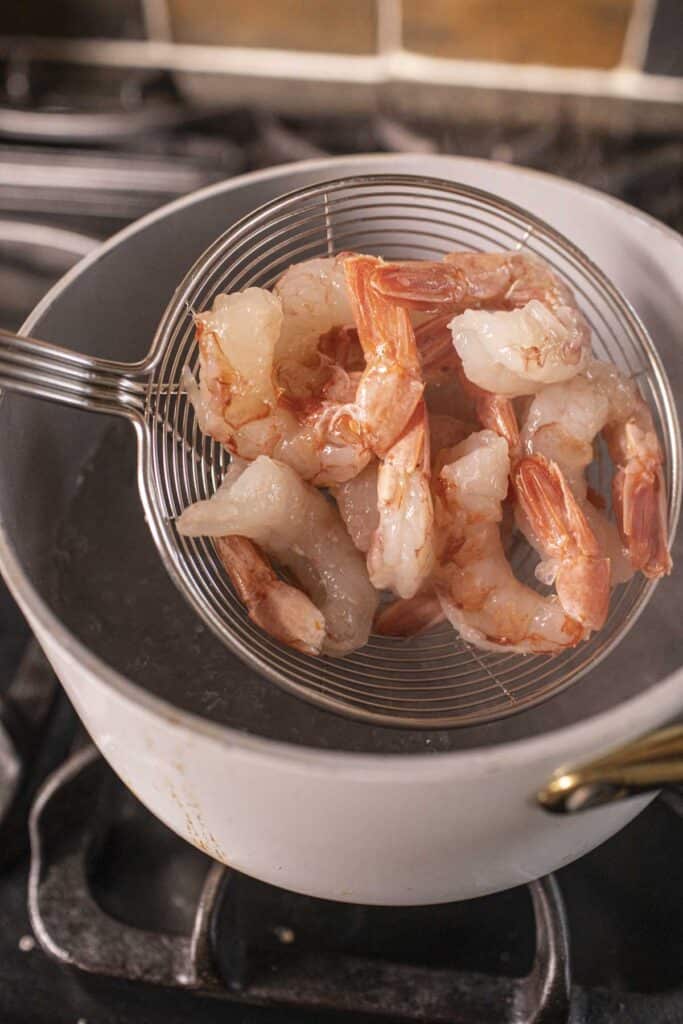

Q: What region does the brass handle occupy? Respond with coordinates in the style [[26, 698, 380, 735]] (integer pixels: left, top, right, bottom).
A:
[[537, 725, 683, 814]]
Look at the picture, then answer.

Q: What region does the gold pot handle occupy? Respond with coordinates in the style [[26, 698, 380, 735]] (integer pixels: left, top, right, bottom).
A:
[[537, 725, 683, 814]]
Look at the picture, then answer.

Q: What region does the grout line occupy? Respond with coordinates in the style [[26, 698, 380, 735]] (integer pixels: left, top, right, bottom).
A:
[[376, 0, 403, 57], [141, 0, 173, 42], [619, 0, 658, 71]]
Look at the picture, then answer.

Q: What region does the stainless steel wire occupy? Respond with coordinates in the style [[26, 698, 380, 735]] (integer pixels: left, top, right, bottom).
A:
[[138, 175, 681, 728], [0, 174, 679, 728]]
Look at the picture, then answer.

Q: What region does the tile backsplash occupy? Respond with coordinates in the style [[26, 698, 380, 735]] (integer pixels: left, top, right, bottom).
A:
[[402, 0, 635, 68]]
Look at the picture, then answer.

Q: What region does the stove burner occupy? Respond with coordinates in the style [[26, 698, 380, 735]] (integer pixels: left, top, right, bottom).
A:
[[29, 747, 572, 1022]]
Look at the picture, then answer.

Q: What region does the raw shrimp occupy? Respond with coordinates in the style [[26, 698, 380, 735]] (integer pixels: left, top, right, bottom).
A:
[[215, 536, 325, 655], [333, 461, 379, 554], [343, 254, 424, 457], [416, 313, 519, 455], [186, 287, 287, 456], [586, 361, 671, 578], [374, 590, 445, 637], [450, 301, 589, 397], [176, 455, 378, 655], [334, 405, 435, 600], [367, 401, 435, 599], [274, 255, 355, 386], [274, 364, 374, 486], [186, 286, 372, 485], [434, 431, 606, 653], [514, 455, 610, 632], [520, 364, 671, 579], [373, 252, 590, 397], [519, 375, 633, 584], [373, 250, 586, 327]]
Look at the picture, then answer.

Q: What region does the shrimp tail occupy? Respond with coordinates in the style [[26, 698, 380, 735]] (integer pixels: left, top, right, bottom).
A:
[[613, 462, 672, 579], [371, 260, 463, 311], [344, 255, 424, 456], [515, 455, 610, 632], [374, 591, 445, 636], [215, 536, 325, 655], [474, 392, 520, 459]]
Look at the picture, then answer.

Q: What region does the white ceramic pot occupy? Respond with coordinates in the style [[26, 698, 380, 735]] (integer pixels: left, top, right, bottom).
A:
[[1, 155, 681, 904]]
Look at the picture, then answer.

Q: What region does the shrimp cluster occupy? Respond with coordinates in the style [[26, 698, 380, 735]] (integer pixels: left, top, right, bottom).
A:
[[178, 246, 672, 658]]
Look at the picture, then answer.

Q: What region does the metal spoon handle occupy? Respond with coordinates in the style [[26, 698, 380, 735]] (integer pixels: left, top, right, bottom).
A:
[[0, 328, 145, 419]]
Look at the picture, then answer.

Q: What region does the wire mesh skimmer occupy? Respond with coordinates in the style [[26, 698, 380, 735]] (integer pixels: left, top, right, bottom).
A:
[[0, 174, 680, 728]]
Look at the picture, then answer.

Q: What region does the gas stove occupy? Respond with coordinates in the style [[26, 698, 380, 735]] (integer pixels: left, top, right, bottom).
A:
[[0, 65, 681, 1024]]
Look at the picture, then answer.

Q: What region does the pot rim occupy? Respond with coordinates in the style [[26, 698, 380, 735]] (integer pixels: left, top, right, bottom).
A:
[[2, 152, 681, 774]]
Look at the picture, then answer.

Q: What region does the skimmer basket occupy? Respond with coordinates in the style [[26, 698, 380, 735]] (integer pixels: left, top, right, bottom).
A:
[[2, 174, 680, 727]]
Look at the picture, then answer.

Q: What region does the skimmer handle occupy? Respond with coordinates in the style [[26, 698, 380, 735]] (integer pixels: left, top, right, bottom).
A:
[[0, 328, 146, 419], [537, 725, 683, 813]]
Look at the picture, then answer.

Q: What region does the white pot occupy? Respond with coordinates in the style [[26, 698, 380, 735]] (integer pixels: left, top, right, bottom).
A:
[[1, 155, 681, 904]]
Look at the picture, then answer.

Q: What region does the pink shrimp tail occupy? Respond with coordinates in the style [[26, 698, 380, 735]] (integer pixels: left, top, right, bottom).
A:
[[613, 463, 672, 579], [371, 261, 464, 311], [515, 455, 610, 632], [415, 313, 459, 370], [344, 255, 424, 456], [216, 536, 325, 655]]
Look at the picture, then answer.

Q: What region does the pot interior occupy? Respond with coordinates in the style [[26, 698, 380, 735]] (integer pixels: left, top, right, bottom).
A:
[[1, 164, 681, 755]]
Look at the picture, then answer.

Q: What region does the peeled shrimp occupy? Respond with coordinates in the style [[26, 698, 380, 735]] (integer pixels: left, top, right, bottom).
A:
[[333, 406, 435, 600], [520, 375, 633, 584], [343, 255, 424, 457], [434, 431, 604, 653], [186, 287, 287, 456], [186, 285, 372, 485], [177, 455, 378, 655], [373, 252, 590, 397], [367, 401, 435, 599], [586, 361, 671, 578], [274, 255, 355, 394], [520, 363, 671, 579], [416, 312, 519, 455], [514, 455, 610, 632], [215, 536, 325, 655]]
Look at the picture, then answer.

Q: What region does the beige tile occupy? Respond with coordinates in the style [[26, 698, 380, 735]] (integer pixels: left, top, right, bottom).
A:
[[168, 0, 376, 54], [403, 0, 635, 68]]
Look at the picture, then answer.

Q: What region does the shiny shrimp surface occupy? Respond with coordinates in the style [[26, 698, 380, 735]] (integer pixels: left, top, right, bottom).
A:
[[434, 431, 606, 653], [586, 361, 671, 579], [215, 536, 325, 656], [177, 455, 378, 655], [373, 252, 591, 397], [186, 283, 372, 485], [519, 375, 632, 585], [367, 401, 435, 599], [521, 364, 671, 580], [179, 246, 671, 661]]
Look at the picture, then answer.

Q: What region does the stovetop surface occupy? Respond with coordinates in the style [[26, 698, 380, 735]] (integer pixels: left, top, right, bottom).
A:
[[1, 762, 681, 1024], [0, 82, 681, 1023]]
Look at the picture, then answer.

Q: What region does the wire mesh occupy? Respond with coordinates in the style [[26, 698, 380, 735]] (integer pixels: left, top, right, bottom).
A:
[[141, 174, 681, 728]]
